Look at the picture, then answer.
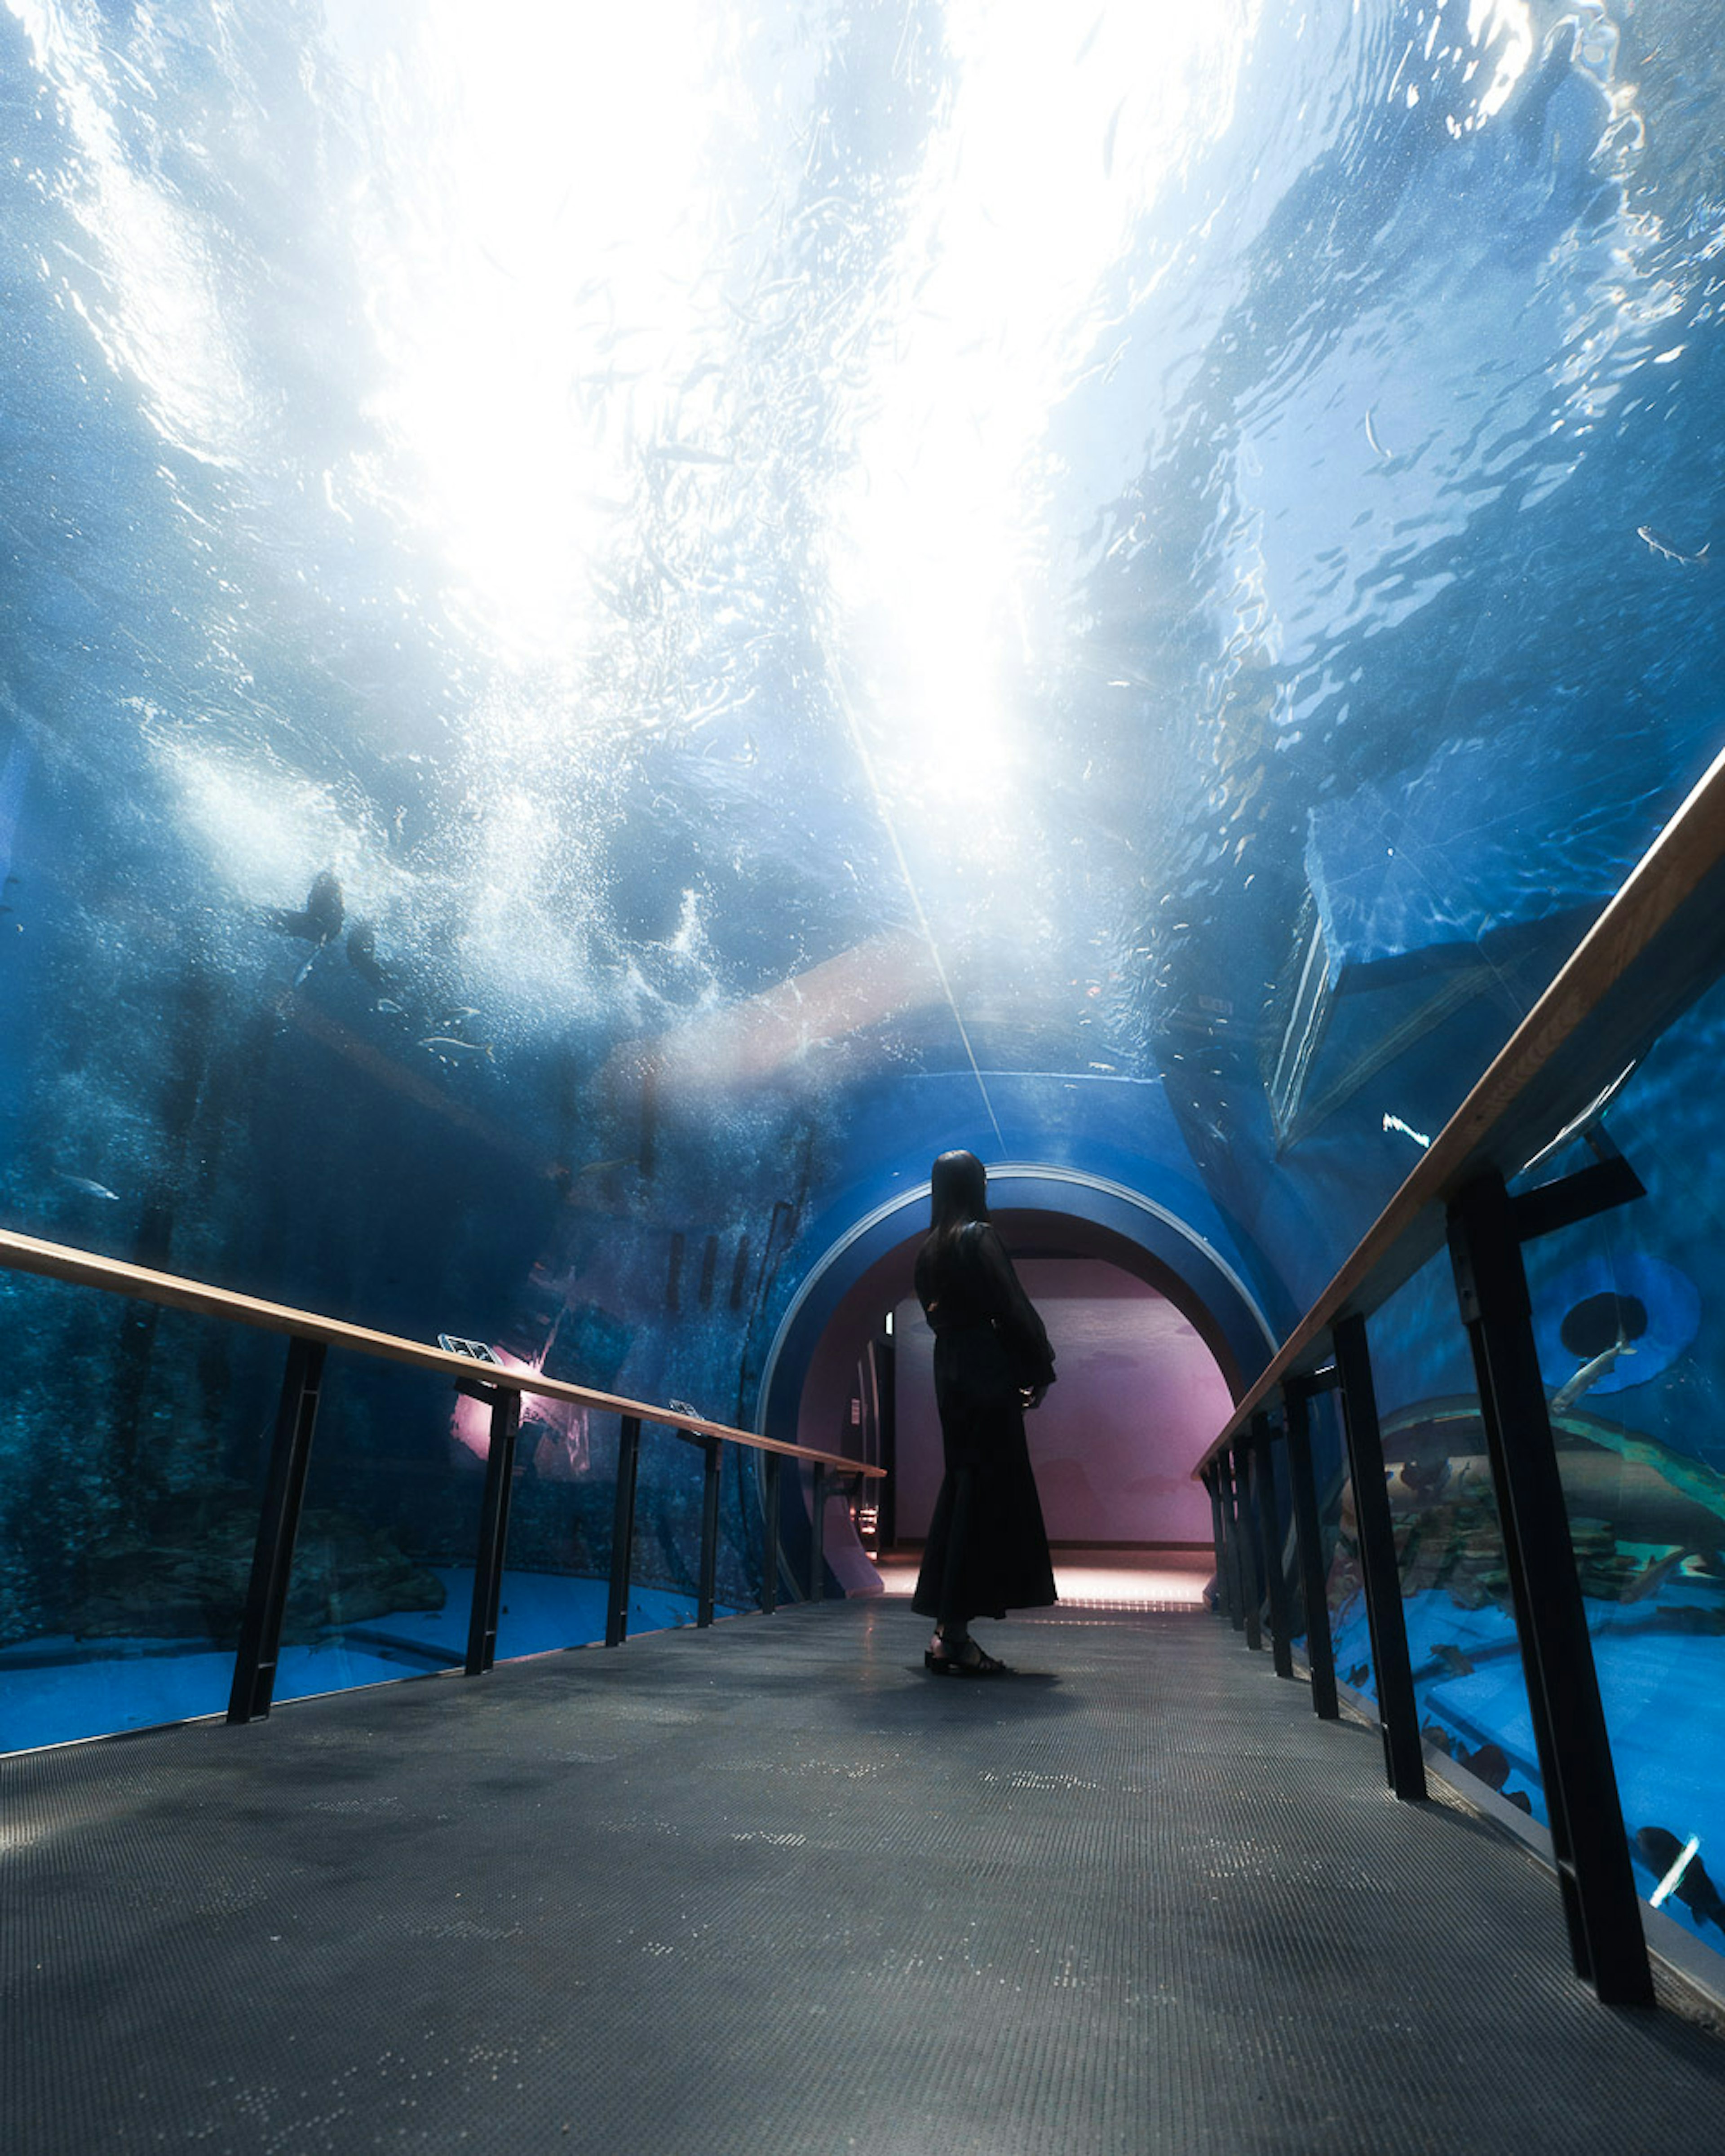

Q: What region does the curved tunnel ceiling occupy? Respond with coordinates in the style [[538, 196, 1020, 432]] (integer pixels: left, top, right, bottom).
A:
[[0, 2, 1720, 1443], [759, 1165, 1280, 1445]]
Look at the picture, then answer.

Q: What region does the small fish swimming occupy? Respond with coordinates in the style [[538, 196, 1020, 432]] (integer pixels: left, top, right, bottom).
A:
[[1364, 408, 1392, 460], [1637, 525, 1709, 566], [1457, 1739, 1511, 1792], [1637, 1826, 1725, 1931], [375, 998, 406, 1016], [57, 1173, 119, 1201], [417, 1036, 495, 1060], [441, 1007, 482, 1024], [1431, 1643, 1476, 1678]]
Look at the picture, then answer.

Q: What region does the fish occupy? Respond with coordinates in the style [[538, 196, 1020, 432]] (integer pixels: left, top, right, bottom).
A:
[[375, 998, 406, 1016], [346, 920, 387, 987], [417, 1036, 495, 1060], [1431, 1643, 1476, 1678], [270, 870, 344, 945], [1550, 1333, 1634, 1417], [1457, 1740, 1511, 1792], [1364, 408, 1392, 460], [1621, 1547, 1689, 1603], [1636, 1827, 1725, 1931], [1637, 526, 1709, 565], [56, 1173, 119, 1201], [441, 1007, 482, 1024]]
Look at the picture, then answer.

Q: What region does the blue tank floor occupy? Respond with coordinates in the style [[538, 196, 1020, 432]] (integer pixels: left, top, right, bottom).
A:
[[2, 1598, 1722, 2153]]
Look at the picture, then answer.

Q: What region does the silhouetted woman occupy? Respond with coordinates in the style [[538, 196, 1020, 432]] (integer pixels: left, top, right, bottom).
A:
[[912, 1151, 1057, 1674]]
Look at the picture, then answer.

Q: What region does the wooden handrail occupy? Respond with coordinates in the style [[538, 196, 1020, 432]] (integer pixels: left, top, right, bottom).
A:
[[1195, 733, 1725, 1473], [0, 1226, 883, 1480]]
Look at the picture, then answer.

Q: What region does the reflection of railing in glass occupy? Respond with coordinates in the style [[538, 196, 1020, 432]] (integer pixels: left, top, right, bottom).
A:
[[0, 1224, 883, 1744], [1196, 738, 1725, 2009]]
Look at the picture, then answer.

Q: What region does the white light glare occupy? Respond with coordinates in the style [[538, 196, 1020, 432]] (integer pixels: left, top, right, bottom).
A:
[[827, 1, 1254, 801], [1649, 1834, 1700, 1910]]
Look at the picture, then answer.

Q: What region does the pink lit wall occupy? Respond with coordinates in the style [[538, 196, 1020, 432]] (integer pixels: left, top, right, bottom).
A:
[[893, 1259, 1231, 1545]]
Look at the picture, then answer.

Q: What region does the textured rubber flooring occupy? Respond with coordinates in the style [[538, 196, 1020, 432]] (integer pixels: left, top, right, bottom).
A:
[[4, 1600, 1722, 2155]]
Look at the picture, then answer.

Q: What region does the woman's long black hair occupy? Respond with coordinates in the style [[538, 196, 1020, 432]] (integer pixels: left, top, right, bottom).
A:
[[928, 1149, 989, 1251]]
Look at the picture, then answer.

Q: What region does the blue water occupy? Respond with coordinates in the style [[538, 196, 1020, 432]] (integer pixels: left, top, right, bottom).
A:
[[1, 0, 1723, 1972], [0, 1569, 732, 1754]]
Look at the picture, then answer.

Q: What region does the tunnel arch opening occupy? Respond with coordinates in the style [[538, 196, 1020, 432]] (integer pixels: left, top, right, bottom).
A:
[[756, 1167, 1277, 1597]]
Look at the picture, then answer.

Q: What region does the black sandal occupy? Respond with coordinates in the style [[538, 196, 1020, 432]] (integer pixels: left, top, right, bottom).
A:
[[925, 1639, 1009, 1678]]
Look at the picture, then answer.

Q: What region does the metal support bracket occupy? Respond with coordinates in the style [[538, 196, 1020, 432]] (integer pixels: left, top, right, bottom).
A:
[[809, 1463, 827, 1602], [1251, 1413, 1295, 1680], [1448, 1169, 1653, 2006], [464, 1385, 522, 1676], [1333, 1313, 1426, 1801], [698, 1435, 721, 1627], [1202, 1466, 1230, 1618], [1509, 1153, 1645, 1246], [228, 1337, 327, 1725], [605, 1415, 642, 1647], [1282, 1380, 1340, 1720], [761, 1452, 782, 1613]]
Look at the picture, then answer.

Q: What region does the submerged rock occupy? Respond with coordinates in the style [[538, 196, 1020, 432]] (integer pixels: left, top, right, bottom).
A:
[[71, 1484, 444, 1644]]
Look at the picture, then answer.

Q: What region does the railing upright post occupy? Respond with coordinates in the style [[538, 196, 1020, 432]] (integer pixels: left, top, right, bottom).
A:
[[1283, 1380, 1340, 1720], [809, 1464, 827, 1601], [1448, 1170, 1653, 2006], [1202, 1466, 1229, 1617], [1230, 1445, 1264, 1650], [761, 1452, 782, 1613], [697, 1435, 721, 1628], [228, 1336, 327, 1725], [1216, 1453, 1245, 1628], [1252, 1413, 1295, 1680], [464, 1386, 522, 1676], [1333, 1314, 1426, 1801], [606, 1415, 642, 1648]]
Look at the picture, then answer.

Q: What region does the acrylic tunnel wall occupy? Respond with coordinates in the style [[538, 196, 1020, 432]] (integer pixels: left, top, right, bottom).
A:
[[2, 0, 1725, 1979]]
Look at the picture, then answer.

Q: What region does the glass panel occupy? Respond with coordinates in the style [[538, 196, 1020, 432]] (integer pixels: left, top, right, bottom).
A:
[[1512, 970, 1725, 1962], [489, 1414, 753, 1663], [0, 1277, 279, 1751], [1315, 1383, 1372, 1704], [1365, 1253, 1539, 1820], [271, 1355, 480, 1705]]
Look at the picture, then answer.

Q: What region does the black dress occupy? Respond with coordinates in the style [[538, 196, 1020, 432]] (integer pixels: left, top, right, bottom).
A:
[[911, 1220, 1057, 1623]]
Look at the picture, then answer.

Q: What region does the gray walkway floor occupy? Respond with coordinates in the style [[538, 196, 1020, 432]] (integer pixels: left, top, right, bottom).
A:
[[4, 1599, 1723, 2155]]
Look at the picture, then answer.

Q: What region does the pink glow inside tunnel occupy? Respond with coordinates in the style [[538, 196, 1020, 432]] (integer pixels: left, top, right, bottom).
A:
[[449, 1346, 590, 1480]]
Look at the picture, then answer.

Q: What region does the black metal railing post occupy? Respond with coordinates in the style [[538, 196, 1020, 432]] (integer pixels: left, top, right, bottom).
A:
[[1283, 1378, 1340, 1721], [228, 1336, 327, 1725], [605, 1415, 642, 1648], [1230, 1445, 1265, 1650], [1333, 1313, 1426, 1801], [1252, 1412, 1295, 1680], [1213, 1454, 1241, 1629], [1448, 1168, 1653, 2006], [1202, 1465, 1229, 1617], [698, 1435, 721, 1627], [761, 1452, 782, 1613], [809, 1463, 827, 1602], [464, 1386, 522, 1676]]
